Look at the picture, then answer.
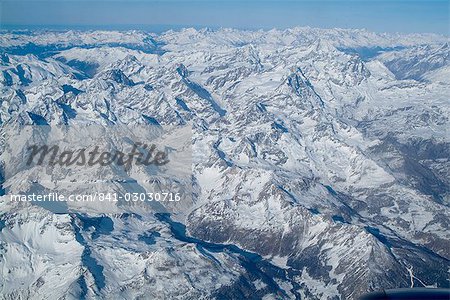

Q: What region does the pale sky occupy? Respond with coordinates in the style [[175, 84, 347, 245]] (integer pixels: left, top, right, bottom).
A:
[[1, 0, 449, 34]]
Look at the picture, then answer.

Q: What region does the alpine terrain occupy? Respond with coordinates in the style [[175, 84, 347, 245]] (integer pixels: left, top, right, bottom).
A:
[[0, 28, 449, 299]]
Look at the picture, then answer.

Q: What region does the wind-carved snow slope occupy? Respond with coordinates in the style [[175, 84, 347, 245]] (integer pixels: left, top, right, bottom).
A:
[[0, 27, 449, 299]]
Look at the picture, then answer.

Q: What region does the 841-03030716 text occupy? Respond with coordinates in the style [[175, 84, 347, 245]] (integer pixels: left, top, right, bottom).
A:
[[9, 192, 182, 202]]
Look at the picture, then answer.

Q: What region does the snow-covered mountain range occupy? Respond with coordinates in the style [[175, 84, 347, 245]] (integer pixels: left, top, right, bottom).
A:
[[0, 27, 449, 299]]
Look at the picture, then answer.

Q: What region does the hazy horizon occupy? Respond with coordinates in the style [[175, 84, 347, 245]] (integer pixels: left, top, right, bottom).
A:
[[1, 0, 449, 35]]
